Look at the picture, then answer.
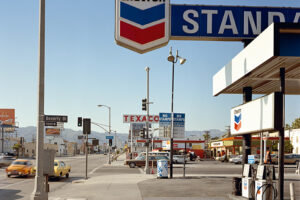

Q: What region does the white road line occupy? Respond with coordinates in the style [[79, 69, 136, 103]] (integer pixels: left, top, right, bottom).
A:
[[138, 168, 144, 174], [0, 179, 32, 189], [89, 165, 102, 175]]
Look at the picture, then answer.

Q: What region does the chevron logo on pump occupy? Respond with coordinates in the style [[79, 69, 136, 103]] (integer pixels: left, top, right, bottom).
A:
[[234, 109, 241, 131], [115, 0, 170, 54]]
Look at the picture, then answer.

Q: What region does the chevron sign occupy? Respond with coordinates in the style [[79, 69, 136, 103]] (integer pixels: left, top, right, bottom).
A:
[[234, 109, 242, 131], [115, 0, 170, 54]]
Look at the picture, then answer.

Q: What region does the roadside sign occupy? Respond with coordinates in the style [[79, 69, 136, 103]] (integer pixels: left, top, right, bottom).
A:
[[171, 5, 300, 41], [230, 92, 281, 135], [248, 155, 255, 164], [45, 122, 57, 126], [159, 113, 185, 138], [45, 128, 60, 136], [106, 136, 114, 140], [116, 1, 300, 53], [115, 0, 170, 54], [44, 115, 68, 123], [123, 114, 159, 123]]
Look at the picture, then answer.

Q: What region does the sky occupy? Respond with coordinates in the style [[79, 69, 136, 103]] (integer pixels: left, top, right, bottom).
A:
[[0, 0, 299, 134]]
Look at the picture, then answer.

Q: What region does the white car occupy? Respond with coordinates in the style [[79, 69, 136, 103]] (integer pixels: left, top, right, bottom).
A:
[[229, 155, 243, 164], [173, 155, 187, 164]]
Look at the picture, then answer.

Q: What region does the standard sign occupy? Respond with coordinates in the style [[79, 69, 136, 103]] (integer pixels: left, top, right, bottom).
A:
[[44, 115, 68, 123], [123, 114, 159, 123], [159, 113, 185, 138], [171, 5, 300, 40], [231, 92, 280, 135], [115, 1, 300, 53]]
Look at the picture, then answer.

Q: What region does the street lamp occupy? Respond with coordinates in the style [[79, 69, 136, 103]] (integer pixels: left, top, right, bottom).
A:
[[97, 104, 111, 164], [167, 47, 187, 179]]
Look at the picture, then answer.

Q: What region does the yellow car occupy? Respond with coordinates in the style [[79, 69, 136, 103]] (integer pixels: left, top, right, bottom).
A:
[[6, 159, 34, 177], [32, 160, 71, 180], [53, 160, 71, 179]]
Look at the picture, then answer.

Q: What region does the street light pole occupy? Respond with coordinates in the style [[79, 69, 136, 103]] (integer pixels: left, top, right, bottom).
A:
[[32, 0, 47, 199], [145, 67, 150, 174], [167, 47, 186, 179], [97, 105, 111, 164]]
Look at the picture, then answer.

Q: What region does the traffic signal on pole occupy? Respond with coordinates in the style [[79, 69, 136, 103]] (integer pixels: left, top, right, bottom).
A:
[[83, 118, 91, 134], [142, 98, 147, 111], [78, 117, 82, 127], [140, 128, 146, 139], [109, 139, 112, 146]]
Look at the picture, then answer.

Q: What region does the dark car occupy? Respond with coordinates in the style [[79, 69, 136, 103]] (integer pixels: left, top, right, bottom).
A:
[[125, 155, 169, 168]]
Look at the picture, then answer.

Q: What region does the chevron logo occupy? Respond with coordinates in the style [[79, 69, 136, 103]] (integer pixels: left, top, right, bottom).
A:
[[234, 109, 242, 131], [115, 0, 170, 54]]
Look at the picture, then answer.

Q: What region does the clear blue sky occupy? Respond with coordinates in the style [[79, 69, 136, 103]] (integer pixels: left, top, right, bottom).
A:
[[0, 0, 299, 133]]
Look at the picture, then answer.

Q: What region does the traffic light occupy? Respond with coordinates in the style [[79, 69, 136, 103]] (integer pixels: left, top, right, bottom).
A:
[[78, 117, 82, 127], [140, 128, 146, 138], [142, 98, 147, 111], [109, 139, 112, 146], [83, 118, 91, 134]]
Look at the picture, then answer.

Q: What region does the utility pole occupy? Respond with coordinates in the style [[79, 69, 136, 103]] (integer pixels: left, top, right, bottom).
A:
[[32, 0, 46, 199], [144, 67, 150, 174]]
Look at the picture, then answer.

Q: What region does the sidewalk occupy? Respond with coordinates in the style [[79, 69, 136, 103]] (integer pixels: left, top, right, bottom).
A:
[[49, 153, 300, 200]]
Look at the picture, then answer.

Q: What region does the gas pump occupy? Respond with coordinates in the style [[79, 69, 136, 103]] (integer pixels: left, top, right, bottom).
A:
[[255, 165, 277, 200], [242, 164, 254, 198]]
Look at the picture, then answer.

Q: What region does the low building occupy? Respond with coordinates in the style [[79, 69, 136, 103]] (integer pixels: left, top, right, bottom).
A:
[[0, 136, 21, 154], [24, 142, 57, 158]]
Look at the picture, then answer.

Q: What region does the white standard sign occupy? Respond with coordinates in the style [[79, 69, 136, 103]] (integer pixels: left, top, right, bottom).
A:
[[231, 93, 276, 135]]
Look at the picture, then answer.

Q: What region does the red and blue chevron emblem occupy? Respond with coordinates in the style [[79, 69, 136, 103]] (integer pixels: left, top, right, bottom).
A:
[[234, 111, 242, 131], [115, 0, 170, 54]]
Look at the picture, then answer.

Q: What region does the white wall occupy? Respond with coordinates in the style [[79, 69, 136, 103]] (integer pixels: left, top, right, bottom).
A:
[[290, 129, 300, 154]]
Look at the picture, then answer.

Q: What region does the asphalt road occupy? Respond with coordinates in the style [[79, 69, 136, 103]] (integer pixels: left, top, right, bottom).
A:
[[0, 154, 107, 200]]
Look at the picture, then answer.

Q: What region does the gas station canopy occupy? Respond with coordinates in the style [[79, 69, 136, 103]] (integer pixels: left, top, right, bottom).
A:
[[213, 23, 300, 96]]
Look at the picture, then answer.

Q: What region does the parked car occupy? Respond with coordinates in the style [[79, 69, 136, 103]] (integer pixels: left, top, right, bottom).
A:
[[215, 155, 226, 162], [173, 155, 187, 164], [0, 156, 15, 167], [230, 155, 243, 164], [126, 155, 169, 168], [6, 159, 34, 177], [271, 154, 300, 165]]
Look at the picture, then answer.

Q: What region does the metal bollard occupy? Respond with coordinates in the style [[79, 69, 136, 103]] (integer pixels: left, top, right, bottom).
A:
[[290, 182, 295, 200]]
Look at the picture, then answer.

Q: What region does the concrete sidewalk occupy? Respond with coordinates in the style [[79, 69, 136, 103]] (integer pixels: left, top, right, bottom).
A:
[[49, 153, 300, 200]]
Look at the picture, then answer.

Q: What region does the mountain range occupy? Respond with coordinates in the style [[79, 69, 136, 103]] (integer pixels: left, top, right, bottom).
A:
[[15, 126, 225, 145]]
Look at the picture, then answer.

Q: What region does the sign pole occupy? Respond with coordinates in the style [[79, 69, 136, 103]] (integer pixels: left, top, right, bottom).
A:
[[242, 87, 252, 165], [170, 60, 175, 179], [278, 68, 285, 200], [144, 67, 150, 174], [1, 127, 3, 153], [32, 0, 46, 199], [85, 134, 88, 180]]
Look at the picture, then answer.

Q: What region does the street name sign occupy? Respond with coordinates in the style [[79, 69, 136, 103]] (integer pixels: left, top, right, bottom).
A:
[[44, 115, 68, 123], [230, 92, 282, 136], [45, 122, 57, 126], [115, 1, 300, 53], [106, 136, 114, 140], [123, 114, 159, 123]]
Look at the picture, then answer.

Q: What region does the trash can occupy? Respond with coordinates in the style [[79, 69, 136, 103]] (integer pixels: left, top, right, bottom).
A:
[[157, 159, 168, 179], [232, 177, 242, 196]]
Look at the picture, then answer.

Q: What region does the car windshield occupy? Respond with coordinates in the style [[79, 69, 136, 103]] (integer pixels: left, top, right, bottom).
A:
[[135, 156, 145, 160], [12, 161, 27, 165]]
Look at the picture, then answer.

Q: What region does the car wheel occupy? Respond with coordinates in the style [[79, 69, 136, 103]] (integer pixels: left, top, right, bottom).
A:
[[129, 163, 136, 168], [7, 174, 11, 178], [66, 173, 69, 178], [295, 160, 299, 166]]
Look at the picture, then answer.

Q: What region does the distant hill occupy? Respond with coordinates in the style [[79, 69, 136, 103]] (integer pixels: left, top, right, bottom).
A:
[[16, 127, 225, 144]]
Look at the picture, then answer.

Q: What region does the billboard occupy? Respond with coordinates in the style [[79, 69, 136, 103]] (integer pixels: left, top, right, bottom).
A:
[[45, 128, 61, 136], [162, 140, 170, 150], [159, 113, 185, 138], [230, 92, 279, 135], [0, 109, 15, 125]]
